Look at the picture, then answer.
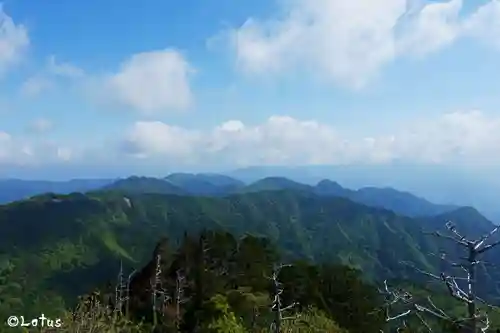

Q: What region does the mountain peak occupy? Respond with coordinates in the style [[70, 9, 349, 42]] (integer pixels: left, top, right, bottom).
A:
[[316, 179, 343, 188]]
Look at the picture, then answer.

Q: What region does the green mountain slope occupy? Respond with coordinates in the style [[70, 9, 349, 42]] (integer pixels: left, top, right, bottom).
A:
[[239, 177, 312, 193], [103, 176, 187, 195], [324, 182, 458, 217], [1, 175, 461, 220], [165, 173, 245, 195], [0, 189, 498, 320], [242, 177, 457, 217]]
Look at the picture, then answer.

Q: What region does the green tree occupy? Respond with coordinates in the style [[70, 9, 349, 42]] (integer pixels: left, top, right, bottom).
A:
[[200, 294, 247, 333], [281, 307, 348, 333]]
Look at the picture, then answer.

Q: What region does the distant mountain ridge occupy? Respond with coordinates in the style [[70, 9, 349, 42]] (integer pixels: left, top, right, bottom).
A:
[[0, 178, 113, 204], [165, 172, 245, 195], [227, 165, 500, 223], [103, 174, 458, 218], [1, 173, 462, 219], [312, 179, 459, 218], [102, 176, 186, 195]]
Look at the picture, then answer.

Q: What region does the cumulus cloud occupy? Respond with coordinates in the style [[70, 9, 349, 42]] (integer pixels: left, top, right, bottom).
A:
[[3, 110, 499, 168], [121, 121, 200, 159], [20, 56, 84, 97], [0, 5, 29, 76], [46, 55, 85, 78], [0, 131, 13, 162], [0, 131, 74, 166], [462, 0, 500, 48], [20, 76, 53, 96], [220, 0, 500, 87], [396, 0, 463, 57], [27, 118, 53, 134], [119, 110, 500, 166], [100, 49, 194, 114]]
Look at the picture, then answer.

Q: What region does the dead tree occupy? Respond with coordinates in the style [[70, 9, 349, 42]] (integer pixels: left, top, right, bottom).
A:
[[150, 254, 169, 327], [383, 221, 500, 332], [125, 269, 137, 318], [114, 261, 137, 318], [174, 268, 190, 330], [268, 263, 298, 333], [114, 261, 127, 315], [424, 221, 499, 332], [380, 279, 455, 332]]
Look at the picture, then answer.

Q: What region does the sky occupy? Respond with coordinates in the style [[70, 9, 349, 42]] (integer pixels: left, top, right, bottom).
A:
[[1, 0, 500, 179]]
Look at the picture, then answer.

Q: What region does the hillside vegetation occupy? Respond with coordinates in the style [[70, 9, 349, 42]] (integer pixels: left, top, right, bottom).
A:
[[1, 177, 500, 331]]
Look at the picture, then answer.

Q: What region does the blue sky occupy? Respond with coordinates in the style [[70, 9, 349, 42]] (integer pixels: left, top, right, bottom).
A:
[[1, 0, 500, 179]]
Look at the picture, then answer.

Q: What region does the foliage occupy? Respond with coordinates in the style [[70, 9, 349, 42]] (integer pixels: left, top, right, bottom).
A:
[[280, 307, 348, 333], [200, 294, 247, 333], [63, 231, 382, 332], [1, 186, 500, 331]]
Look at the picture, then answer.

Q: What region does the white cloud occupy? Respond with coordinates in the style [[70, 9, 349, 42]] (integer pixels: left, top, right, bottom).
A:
[[56, 147, 72, 161], [119, 110, 500, 166], [122, 121, 200, 159], [3, 110, 499, 168], [20, 56, 84, 97], [46, 55, 84, 78], [0, 132, 74, 166], [100, 49, 194, 114], [28, 118, 53, 134], [20, 76, 53, 96], [221, 0, 500, 87], [0, 131, 13, 162], [396, 0, 463, 57], [462, 0, 500, 49], [0, 5, 29, 76]]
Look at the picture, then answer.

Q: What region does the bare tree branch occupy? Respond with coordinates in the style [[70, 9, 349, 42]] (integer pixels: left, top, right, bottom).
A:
[[425, 230, 468, 247], [268, 263, 297, 333], [174, 269, 189, 330], [474, 226, 499, 250], [404, 221, 500, 333], [150, 254, 170, 327]]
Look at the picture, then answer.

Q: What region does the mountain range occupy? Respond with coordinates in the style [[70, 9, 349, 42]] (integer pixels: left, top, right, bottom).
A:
[[228, 165, 500, 224], [1, 171, 500, 323], [0, 172, 462, 219], [103, 174, 461, 219]]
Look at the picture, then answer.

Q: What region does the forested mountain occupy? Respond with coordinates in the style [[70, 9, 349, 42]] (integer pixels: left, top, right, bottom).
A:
[[165, 173, 245, 195], [1, 174, 500, 331], [0, 173, 466, 219], [244, 177, 458, 217], [103, 174, 459, 218], [239, 177, 311, 194], [0, 171, 490, 221], [102, 176, 187, 195], [1, 187, 500, 332]]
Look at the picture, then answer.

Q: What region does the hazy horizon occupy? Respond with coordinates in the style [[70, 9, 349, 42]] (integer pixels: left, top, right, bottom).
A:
[[2, 1, 500, 216]]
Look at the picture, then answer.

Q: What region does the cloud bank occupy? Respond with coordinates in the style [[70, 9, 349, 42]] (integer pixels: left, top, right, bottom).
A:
[[118, 110, 500, 167], [97, 49, 195, 114], [0, 5, 29, 76], [222, 0, 500, 87]]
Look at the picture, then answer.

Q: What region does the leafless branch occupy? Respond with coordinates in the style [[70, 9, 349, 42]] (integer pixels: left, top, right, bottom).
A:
[[409, 220, 500, 332], [474, 226, 499, 250], [151, 254, 170, 325], [174, 268, 190, 329], [425, 230, 468, 247], [268, 263, 297, 333], [415, 312, 433, 332], [478, 240, 500, 254]]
